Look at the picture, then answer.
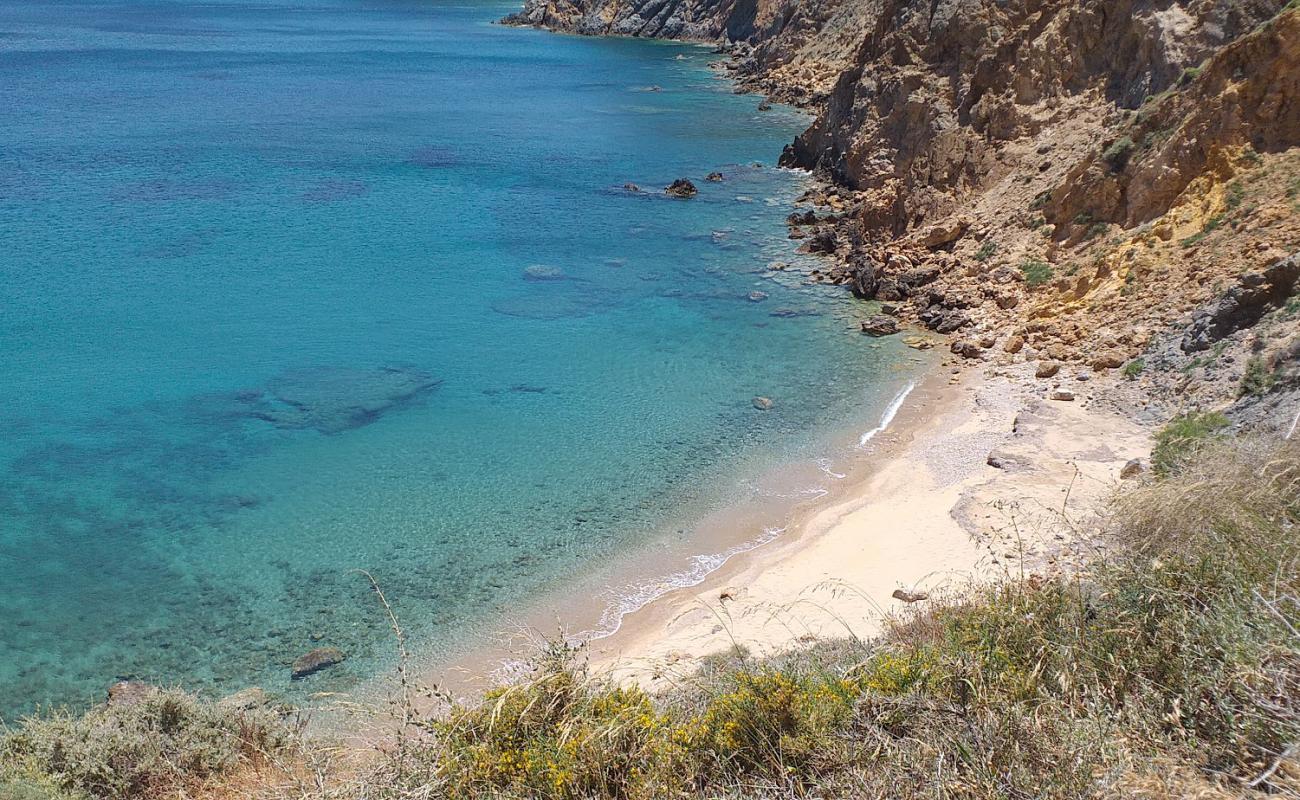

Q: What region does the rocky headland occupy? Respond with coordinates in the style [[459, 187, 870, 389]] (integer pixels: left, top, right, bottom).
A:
[[507, 0, 1300, 432]]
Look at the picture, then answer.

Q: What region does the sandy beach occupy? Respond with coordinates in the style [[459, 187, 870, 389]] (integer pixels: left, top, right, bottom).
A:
[[583, 364, 1153, 688]]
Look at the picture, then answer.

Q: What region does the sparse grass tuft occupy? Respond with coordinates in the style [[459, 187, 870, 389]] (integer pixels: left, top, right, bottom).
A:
[[974, 239, 998, 262], [1122, 357, 1145, 379], [1150, 410, 1230, 475], [1240, 355, 1275, 396]]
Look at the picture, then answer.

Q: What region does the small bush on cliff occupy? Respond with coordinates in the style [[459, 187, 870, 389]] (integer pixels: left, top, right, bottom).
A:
[[1122, 357, 1145, 379], [974, 239, 997, 262], [1102, 136, 1135, 171], [1020, 258, 1053, 287], [1240, 356, 1275, 396], [0, 689, 299, 800]]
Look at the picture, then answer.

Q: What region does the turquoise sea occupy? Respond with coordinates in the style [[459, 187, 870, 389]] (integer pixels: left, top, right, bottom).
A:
[[0, 0, 920, 718]]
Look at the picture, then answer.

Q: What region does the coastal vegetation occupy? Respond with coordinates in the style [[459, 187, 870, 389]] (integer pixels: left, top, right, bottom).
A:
[[5, 435, 1296, 798]]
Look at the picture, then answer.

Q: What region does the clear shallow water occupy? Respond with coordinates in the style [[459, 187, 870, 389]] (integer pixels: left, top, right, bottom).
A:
[[0, 0, 919, 717]]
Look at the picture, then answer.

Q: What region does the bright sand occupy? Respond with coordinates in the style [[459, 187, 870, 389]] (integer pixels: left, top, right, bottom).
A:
[[580, 367, 1154, 688]]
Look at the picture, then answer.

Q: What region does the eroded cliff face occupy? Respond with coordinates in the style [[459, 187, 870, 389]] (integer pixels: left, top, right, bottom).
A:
[[508, 0, 1300, 414]]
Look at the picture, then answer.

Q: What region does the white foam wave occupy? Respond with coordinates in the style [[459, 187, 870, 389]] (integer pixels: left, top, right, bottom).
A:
[[579, 525, 788, 643], [815, 457, 846, 479], [858, 381, 916, 447], [746, 482, 829, 500]]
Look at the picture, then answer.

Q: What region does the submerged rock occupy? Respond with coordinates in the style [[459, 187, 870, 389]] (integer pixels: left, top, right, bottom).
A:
[[291, 647, 346, 679], [239, 366, 442, 435], [665, 178, 698, 198], [705, 171, 724, 182], [752, 396, 774, 411], [523, 264, 566, 281]]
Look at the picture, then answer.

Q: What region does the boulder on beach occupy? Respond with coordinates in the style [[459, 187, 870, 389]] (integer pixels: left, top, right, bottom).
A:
[[291, 647, 346, 679], [665, 178, 698, 198], [860, 315, 898, 336]]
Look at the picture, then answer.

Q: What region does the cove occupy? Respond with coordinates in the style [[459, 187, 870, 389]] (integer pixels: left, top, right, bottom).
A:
[[0, 0, 923, 718]]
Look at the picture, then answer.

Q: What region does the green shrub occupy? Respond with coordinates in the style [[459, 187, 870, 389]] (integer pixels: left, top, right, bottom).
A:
[[974, 239, 997, 262], [1239, 355, 1275, 396], [1122, 358, 1145, 379], [1178, 65, 1202, 86], [0, 689, 297, 800], [1102, 137, 1135, 171], [1225, 180, 1245, 210], [1020, 259, 1053, 287], [1150, 410, 1230, 475]]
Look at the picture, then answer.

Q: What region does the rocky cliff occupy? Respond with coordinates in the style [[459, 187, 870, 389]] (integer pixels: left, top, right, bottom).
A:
[[507, 0, 1300, 421]]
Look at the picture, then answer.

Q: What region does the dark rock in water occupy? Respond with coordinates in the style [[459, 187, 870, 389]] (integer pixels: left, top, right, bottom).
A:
[[523, 264, 566, 281], [623, 183, 642, 193], [769, 307, 819, 318], [752, 396, 774, 411], [291, 647, 346, 679], [665, 178, 698, 198], [107, 680, 157, 708], [510, 384, 547, 394], [705, 171, 724, 182], [848, 257, 879, 299], [1181, 254, 1299, 352], [241, 366, 442, 435], [801, 226, 838, 254], [787, 209, 818, 226], [748, 291, 769, 302], [860, 315, 898, 336], [757, 101, 773, 111], [492, 286, 620, 320]]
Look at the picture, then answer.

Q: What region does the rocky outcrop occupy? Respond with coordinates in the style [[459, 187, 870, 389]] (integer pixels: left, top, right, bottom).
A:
[[508, 0, 1300, 382], [1182, 254, 1300, 352], [665, 178, 699, 198]]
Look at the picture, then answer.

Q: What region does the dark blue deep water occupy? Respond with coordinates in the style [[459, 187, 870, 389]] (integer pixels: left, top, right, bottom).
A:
[[0, 0, 920, 717]]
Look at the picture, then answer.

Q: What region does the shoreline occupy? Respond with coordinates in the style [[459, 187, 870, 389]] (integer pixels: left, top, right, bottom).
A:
[[393, 354, 1152, 708], [582, 363, 1153, 688], [383, 356, 944, 708]]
